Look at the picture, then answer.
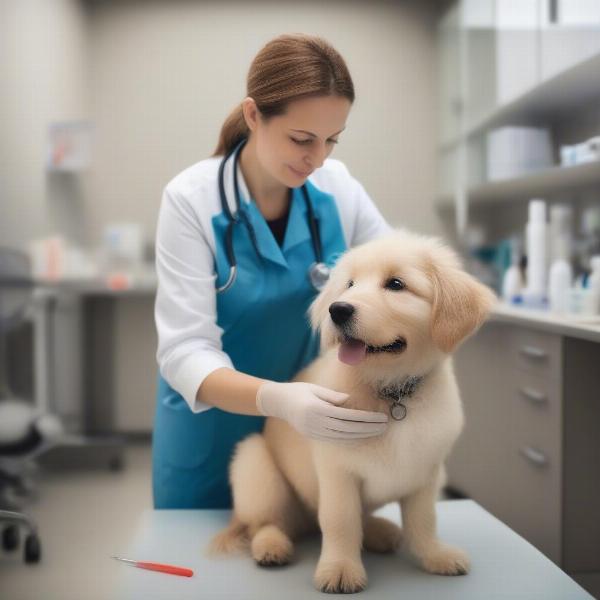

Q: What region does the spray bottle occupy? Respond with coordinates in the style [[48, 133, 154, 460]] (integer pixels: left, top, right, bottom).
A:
[[523, 199, 547, 308]]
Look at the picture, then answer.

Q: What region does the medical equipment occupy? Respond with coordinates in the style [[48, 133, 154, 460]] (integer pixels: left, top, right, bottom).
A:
[[112, 555, 194, 577], [216, 139, 330, 293], [0, 248, 47, 564]]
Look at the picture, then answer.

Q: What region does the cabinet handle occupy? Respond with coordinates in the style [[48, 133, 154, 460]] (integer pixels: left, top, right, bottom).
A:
[[519, 345, 548, 360], [518, 387, 547, 404], [519, 446, 548, 468]]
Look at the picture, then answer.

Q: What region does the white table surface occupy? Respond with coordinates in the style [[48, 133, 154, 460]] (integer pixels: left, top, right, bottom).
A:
[[112, 499, 593, 599]]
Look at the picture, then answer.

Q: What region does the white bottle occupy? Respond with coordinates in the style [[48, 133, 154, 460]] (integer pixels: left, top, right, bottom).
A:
[[549, 204, 572, 263], [548, 238, 572, 314], [502, 238, 523, 303], [586, 255, 600, 315], [523, 199, 547, 307]]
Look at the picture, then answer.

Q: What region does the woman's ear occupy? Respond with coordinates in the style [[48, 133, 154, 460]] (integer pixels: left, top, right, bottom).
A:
[[241, 97, 259, 132], [427, 252, 497, 353]]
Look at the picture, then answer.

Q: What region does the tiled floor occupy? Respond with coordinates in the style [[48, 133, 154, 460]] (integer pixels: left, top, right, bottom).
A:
[[0, 443, 153, 600]]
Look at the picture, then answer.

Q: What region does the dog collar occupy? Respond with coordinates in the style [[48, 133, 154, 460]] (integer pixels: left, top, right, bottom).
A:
[[377, 375, 425, 421]]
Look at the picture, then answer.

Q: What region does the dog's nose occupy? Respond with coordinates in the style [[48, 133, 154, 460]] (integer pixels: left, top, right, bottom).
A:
[[329, 302, 355, 326]]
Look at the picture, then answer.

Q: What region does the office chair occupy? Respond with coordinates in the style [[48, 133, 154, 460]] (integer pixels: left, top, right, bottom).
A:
[[0, 247, 61, 563]]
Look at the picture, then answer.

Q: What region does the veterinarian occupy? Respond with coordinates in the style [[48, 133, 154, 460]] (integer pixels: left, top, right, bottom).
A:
[[153, 34, 392, 509]]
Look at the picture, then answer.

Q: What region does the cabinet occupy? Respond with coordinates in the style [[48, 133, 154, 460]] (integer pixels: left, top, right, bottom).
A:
[[446, 321, 600, 590], [437, 0, 600, 217]]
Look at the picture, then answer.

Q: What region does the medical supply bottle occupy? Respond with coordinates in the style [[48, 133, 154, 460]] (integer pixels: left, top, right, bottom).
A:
[[549, 204, 573, 263], [588, 255, 600, 315], [548, 236, 572, 314], [524, 199, 547, 307], [502, 237, 523, 303]]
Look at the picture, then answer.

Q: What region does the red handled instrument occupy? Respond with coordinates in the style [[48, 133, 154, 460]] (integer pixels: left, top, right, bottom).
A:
[[112, 555, 193, 577]]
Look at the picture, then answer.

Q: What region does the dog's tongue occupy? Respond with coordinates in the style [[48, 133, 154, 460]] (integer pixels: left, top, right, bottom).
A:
[[338, 339, 367, 365]]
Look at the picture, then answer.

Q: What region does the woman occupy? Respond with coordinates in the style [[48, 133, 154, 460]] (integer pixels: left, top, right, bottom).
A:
[[153, 34, 392, 509]]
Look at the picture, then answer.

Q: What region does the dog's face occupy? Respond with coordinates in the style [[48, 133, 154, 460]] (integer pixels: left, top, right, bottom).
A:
[[310, 230, 497, 377]]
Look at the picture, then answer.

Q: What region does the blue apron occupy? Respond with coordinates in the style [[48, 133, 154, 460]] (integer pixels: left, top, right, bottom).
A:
[[153, 181, 347, 508]]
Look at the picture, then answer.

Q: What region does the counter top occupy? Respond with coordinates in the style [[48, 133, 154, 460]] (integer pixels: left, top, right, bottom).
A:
[[33, 277, 600, 343], [34, 272, 158, 297], [490, 302, 600, 343]]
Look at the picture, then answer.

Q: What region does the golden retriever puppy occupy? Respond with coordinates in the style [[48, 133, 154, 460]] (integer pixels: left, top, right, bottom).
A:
[[210, 229, 497, 593]]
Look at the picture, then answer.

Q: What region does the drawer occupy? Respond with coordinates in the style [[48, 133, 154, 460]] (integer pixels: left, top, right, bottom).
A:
[[508, 371, 563, 565], [507, 424, 563, 565], [506, 327, 563, 381], [509, 371, 562, 451]]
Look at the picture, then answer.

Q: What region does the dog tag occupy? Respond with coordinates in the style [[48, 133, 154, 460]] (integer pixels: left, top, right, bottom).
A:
[[390, 402, 407, 421]]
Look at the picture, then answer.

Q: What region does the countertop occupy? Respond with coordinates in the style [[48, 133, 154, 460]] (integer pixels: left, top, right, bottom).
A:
[[490, 302, 600, 343], [34, 276, 600, 343]]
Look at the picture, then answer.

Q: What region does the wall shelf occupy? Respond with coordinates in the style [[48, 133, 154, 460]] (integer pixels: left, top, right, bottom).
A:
[[437, 159, 600, 209], [438, 52, 600, 152], [466, 52, 600, 140]]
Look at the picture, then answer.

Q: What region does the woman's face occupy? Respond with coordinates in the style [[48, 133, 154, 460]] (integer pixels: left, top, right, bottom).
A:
[[247, 94, 352, 188]]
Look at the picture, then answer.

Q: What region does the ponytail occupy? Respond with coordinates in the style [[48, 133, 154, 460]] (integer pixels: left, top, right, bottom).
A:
[[213, 104, 249, 156]]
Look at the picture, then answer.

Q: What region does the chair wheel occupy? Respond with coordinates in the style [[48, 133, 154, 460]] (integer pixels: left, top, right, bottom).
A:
[[2, 524, 20, 551], [24, 533, 41, 563]]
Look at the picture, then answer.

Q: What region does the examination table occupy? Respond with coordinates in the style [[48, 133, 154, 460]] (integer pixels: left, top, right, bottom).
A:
[[113, 499, 592, 599]]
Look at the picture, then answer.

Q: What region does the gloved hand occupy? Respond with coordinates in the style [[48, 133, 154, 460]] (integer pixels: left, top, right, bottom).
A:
[[256, 381, 388, 443]]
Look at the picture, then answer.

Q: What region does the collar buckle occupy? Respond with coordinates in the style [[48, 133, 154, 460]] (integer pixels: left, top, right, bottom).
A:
[[390, 401, 408, 421], [378, 375, 424, 421]]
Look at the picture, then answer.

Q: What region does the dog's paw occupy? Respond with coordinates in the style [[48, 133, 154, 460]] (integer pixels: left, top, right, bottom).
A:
[[418, 543, 470, 576], [251, 525, 293, 567], [314, 558, 367, 594], [363, 516, 402, 554]]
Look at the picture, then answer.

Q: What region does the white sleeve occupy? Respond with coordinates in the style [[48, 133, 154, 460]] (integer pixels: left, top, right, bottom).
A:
[[154, 185, 233, 413], [309, 159, 393, 249], [348, 171, 393, 247]]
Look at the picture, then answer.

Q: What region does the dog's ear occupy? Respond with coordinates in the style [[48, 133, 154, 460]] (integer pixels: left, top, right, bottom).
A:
[[309, 274, 340, 349], [427, 249, 497, 353]]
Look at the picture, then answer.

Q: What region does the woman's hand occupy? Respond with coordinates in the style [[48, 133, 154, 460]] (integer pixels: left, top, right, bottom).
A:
[[256, 381, 388, 442]]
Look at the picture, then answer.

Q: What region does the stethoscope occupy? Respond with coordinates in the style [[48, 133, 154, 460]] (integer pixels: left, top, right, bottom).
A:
[[216, 138, 331, 293]]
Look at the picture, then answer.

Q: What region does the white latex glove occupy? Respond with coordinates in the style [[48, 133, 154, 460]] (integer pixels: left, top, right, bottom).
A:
[[256, 381, 388, 443]]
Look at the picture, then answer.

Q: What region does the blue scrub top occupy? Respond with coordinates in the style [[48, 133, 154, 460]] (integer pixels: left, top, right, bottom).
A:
[[153, 181, 347, 508]]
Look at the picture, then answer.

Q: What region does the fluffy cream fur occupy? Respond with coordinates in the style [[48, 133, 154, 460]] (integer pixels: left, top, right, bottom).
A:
[[210, 229, 497, 593]]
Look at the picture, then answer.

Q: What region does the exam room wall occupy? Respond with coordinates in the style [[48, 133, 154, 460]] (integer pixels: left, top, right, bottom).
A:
[[87, 0, 442, 433], [0, 0, 91, 250], [84, 0, 441, 243], [1, 0, 441, 433]]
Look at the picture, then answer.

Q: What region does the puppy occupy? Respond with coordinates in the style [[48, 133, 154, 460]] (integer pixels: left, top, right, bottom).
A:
[[210, 229, 497, 593]]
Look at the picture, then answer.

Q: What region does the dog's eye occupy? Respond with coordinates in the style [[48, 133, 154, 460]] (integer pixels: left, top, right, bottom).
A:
[[347, 280, 354, 288], [385, 278, 406, 291]]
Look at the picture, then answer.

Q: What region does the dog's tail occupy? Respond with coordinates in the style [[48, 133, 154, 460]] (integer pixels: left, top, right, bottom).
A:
[[207, 515, 249, 556]]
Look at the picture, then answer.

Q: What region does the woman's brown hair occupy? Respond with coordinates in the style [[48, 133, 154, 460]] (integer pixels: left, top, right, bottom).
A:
[[213, 34, 354, 156]]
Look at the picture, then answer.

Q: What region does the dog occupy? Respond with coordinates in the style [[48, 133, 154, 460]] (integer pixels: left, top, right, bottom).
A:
[[210, 229, 497, 593]]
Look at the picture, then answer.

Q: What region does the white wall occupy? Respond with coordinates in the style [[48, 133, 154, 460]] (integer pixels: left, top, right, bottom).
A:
[[0, 0, 441, 432], [1, 0, 441, 251], [0, 0, 90, 250], [85, 0, 441, 246]]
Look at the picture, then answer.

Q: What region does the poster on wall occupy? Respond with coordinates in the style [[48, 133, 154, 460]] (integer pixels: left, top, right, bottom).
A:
[[47, 121, 93, 172]]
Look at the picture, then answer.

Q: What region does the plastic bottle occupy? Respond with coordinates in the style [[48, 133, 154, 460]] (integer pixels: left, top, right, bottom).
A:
[[548, 237, 573, 314], [523, 199, 547, 308], [586, 255, 600, 315], [549, 204, 573, 263], [502, 237, 523, 303]]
